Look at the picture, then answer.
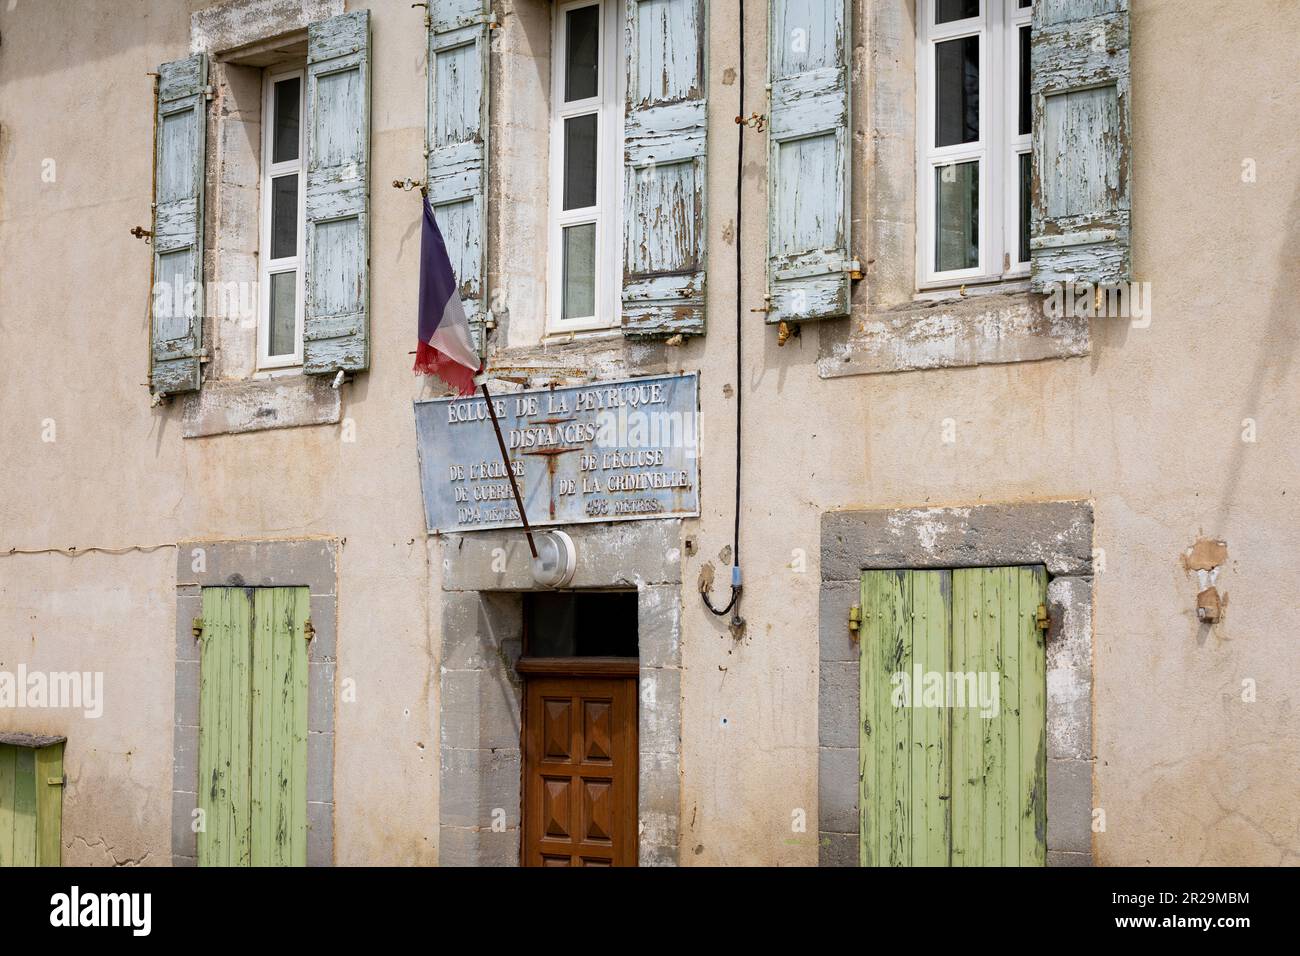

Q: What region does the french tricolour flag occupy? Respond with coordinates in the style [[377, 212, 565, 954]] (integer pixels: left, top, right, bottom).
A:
[[414, 196, 481, 396]]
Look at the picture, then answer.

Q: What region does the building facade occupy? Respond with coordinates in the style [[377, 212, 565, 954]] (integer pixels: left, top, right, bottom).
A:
[[0, 0, 1297, 866]]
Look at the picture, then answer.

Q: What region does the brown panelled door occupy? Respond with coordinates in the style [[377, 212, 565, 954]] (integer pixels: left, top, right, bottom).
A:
[[522, 674, 638, 866]]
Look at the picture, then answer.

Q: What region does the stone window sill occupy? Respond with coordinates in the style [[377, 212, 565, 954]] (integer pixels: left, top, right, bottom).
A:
[[181, 373, 342, 438], [817, 290, 1090, 379]]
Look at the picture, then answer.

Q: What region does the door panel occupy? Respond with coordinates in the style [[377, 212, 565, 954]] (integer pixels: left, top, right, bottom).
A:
[[524, 676, 637, 866], [860, 567, 1047, 867], [198, 586, 309, 867]]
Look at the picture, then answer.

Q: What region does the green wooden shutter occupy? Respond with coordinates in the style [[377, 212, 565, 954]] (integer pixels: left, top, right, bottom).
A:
[[859, 567, 1047, 867], [427, 0, 491, 353], [622, 0, 708, 339], [766, 0, 854, 324], [150, 54, 207, 397], [250, 587, 309, 867], [0, 738, 64, 866], [198, 587, 309, 867], [198, 587, 255, 867], [1030, 0, 1132, 291], [304, 10, 371, 375], [950, 567, 1047, 867]]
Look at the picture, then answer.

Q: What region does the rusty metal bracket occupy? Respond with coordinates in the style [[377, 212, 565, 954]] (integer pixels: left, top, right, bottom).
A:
[[304, 619, 316, 642], [393, 177, 426, 193], [191, 617, 203, 640], [1035, 604, 1050, 632], [735, 112, 767, 132], [130, 225, 153, 242]]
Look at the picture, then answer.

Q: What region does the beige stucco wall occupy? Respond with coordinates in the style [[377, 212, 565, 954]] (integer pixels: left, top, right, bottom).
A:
[[1, 0, 1296, 867]]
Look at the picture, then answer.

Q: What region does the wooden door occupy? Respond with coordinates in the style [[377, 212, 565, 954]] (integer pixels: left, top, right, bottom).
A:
[[523, 675, 638, 866], [860, 567, 1048, 867], [198, 586, 309, 867]]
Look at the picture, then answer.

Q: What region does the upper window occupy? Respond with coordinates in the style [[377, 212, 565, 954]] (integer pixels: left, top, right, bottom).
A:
[[916, 0, 1032, 289], [548, 0, 624, 333], [259, 69, 306, 369]]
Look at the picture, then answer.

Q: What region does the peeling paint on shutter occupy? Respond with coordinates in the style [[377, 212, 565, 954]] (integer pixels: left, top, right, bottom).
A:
[[304, 10, 371, 375], [428, 0, 491, 353], [1030, 0, 1131, 291], [150, 54, 207, 397], [767, 0, 853, 324], [622, 0, 707, 339]]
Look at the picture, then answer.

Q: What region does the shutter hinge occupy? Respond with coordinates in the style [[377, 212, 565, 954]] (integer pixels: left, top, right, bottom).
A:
[[203, 84, 214, 102], [848, 604, 862, 640], [1035, 604, 1050, 632], [47, 775, 66, 788], [304, 619, 316, 642], [844, 258, 863, 280], [191, 617, 203, 640], [735, 112, 767, 132], [129, 225, 153, 242]]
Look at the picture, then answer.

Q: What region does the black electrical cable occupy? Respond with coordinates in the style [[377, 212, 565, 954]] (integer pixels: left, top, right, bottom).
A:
[[702, 0, 744, 620]]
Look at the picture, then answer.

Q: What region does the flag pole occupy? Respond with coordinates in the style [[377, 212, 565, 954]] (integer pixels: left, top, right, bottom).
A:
[[478, 376, 537, 559]]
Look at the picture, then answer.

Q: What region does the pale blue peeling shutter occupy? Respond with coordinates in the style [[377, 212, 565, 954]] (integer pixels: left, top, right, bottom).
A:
[[150, 54, 207, 396], [427, 0, 491, 352], [1030, 0, 1132, 291], [766, 0, 854, 324], [304, 10, 371, 375], [622, 0, 707, 339]]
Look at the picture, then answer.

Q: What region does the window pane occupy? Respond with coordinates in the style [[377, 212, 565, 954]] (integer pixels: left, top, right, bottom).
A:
[[1019, 0, 1032, 7], [1019, 26, 1031, 136], [1019, 152, 1031, 264], [562, 223, 596, 319], [272, 77, 301, 164], [268, 271, 297, 357], [563, 113, 598, 210], [935, 0, 979, 24], [935, 161, 979, 272], [565, 4, 600, 102], [935, 36, 979, 147], [271, 174, 298, 259]]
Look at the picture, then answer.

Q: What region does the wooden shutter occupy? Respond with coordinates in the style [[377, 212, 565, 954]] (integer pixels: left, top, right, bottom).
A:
[[304, 10, 371, 375], [427, 0, 491, 352], [859, 567, 1047, 867], [0, 738, 64, 866], [1030, 0, 1132, 291], [766, 0, 854, 324], [198, 587, 255, 867], [622, 0, 708, 339], [198, 587, 309, 867], [150, 54, 207, 397], [250, 587, 309, 867]]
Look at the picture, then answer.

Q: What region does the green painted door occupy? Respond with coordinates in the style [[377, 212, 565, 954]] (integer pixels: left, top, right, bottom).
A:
[[860, 567, 1047, 867], [198, 587, 309, 867], [0, 739, 64, 866]]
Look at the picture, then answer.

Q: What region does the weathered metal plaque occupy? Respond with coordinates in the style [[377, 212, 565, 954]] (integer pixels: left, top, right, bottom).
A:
[[414, 373, 699, 534]]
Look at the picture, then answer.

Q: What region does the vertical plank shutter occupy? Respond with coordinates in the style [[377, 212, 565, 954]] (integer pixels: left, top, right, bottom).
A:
[[150, 54, 207, 396], [198, 587, 308, 867], [427, 0, 491, 352], [622, 0, 708, 338], [250, 587, 309, 867], [198, 587, 254, 867], [1030, 0, 1132, 291], [859, 568, 1047, 867], [304, 10, 371, 374], [766, 0, 854, 323]]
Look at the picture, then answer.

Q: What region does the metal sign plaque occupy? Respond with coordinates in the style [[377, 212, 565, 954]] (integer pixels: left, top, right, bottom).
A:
[[414, 373, 700, 534]]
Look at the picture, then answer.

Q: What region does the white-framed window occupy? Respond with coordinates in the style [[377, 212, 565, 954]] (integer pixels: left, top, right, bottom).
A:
[[548, 0, 623, 333], [916, 0, 1033, 290], [258, 68, 306, 369]]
